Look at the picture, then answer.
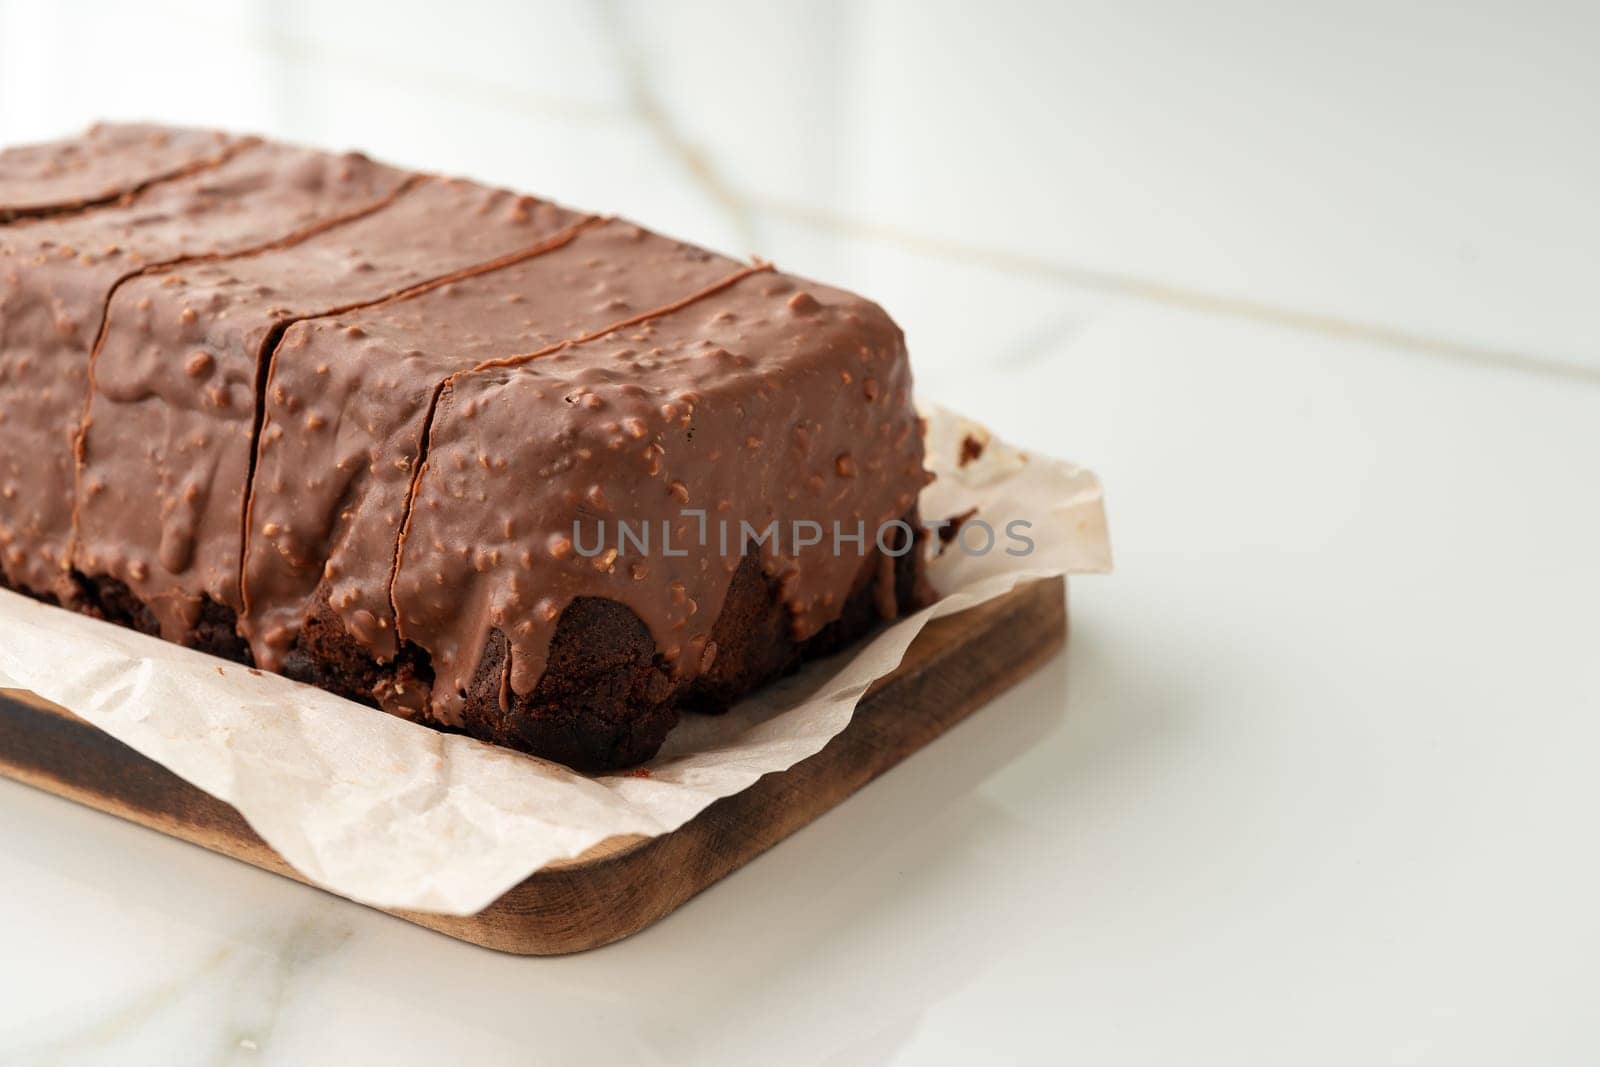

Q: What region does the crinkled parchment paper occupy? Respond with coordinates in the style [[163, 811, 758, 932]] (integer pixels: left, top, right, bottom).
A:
[[0, 405, 1110, 915]]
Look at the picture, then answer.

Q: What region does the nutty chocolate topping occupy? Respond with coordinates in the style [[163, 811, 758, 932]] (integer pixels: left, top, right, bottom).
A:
[[0, 123, 246, 221], [0, 142, 410, 597], [392, 271, 927, 725], [239, 219, 747, 678], [0, 124, 935, 770]]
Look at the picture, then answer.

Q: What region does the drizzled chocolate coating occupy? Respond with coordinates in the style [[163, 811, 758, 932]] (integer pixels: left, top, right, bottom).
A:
[[240, 220, 749, 686], [393, 272, 927, 726], [0, 142, 410, 598], [71, 179, 583, 646], [0, 125, 932, 771], [0, 124, 243, 221]]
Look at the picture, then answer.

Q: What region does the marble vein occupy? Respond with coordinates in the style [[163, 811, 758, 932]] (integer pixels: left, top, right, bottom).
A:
[[597, 0, 761, 254], [745, 195, 1600, 388]]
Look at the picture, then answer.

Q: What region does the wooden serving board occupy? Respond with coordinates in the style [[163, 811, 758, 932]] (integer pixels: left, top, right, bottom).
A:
[[0, 577, 1065, 955]]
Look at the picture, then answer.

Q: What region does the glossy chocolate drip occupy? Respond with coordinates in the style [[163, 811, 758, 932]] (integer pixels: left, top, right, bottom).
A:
[[0, 142, 410, 597], [240, 219, 749, 678], [392, 272, 927, 725], [70, 178, 585, 645], [0, 124, 246, 222]]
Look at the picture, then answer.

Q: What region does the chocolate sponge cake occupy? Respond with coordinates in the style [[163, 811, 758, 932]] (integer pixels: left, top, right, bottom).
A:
[[392, 273, 928, 767], [0, 124, 931, 771], [71, 178, 583, 655], [0, 140, 410, 599], [239, 221, 755, 700]]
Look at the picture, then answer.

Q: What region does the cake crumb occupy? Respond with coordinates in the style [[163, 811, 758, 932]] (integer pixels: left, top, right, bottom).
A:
[[937, 507, 979, 555]]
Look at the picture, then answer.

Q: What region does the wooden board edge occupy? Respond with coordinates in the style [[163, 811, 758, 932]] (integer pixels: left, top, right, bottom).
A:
[[0, 576, 1067, 954]]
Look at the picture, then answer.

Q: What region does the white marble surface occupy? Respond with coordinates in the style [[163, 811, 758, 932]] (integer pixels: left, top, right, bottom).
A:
[[1, 1, 1598, 1063]]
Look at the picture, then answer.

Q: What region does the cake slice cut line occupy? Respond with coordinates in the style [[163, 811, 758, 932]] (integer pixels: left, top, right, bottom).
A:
[[0, 125, 254, 224], [467, 258, 773, 373], [235, 212, 612, 624], [63, 173, 430, 570]]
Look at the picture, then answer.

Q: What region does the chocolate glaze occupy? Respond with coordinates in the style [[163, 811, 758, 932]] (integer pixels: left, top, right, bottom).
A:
[[0, 124, 245, 221], [0, 143, 410, 598], [0, 125, 935, 770], [393, 271, 928, 725], [70, 179, 584, 647], [239, 220, 750, 685]]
